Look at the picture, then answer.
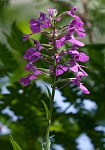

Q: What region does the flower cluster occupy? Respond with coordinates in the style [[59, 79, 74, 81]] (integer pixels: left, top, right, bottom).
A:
[[20, 6, 90, 94]]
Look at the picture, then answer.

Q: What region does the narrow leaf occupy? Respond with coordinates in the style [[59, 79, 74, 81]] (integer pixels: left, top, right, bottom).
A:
[[41, 100, 50, 120], [10, 135, 22, 150], [45, 86, 52, 100]]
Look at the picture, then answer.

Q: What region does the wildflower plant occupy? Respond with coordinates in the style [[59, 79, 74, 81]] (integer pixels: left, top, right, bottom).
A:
[[19, 6, 90, 150]]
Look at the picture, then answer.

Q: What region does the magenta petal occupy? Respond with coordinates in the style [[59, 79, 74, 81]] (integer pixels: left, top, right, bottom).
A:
[[70, 65, 78, 72], [56, 36, 66, 48], [62, 66, 68, 72], [31, 39, 43, 50], [73, 79, 80, 86], [56, 65, 68, 76], [33, 51, 41, 57], [30, 19, 40, 33], [76, 72, 84, 80], [79, 84, 90, 94], [78, 27, 85, 32], [25, 62, 33, 71], [79, 52, 89, 62], [48, 8, 57, 17], [29, 75, 37, 80], [69, 60, 75, 65], [56, 16, 62, 21], [23, 34, 32, 41], [34, 70, 42, 75], [56, 69, 63, 76], [30, 19, 37, 25], [42, 23, 49, 28], [38, 12, 46, 22], [66, 6, 78, 17], [31, 24, 40, 33], [20, 76, 30, 86], [68, 38, 85, 47], [70, 50, 79, 56], [79, 67, 88, 76], [24, 48, 35, 60], [75, 16, 84, 27], [76, 30, 86, 38]]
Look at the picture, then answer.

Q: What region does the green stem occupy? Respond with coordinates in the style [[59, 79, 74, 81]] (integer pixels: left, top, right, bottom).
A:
[[44, 23, 57, 150], [44, 121, 50, 150]]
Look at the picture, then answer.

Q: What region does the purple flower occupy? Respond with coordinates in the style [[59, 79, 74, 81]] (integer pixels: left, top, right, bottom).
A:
[[56, 16, 62, 22], [67, 11, 86, 39], [30, 12, 50, 34], [66, 6, 78, 17], [30, 51, 41, 62], [30, 19, 41, 34], [69, 49, 79, 56], [34, 69, 42, 75], [69, 60, 88, 76], [71, 72, 90, 94], [20, 74, 37, 86], [38, 12, 47, 22], [23, 34, 32, 41], [25, 62, 34, 71], [31, 39, 43, 51], [50, 65, 68, 76], [56, 65, 68, 76], [79, 83, 90, 94], [24, 47, 41, 62], [38, 12, 50, 28], [78, 52, 89, 62], [24, 48, 35, 60], [68, 37, 85, 47], [20, 75, 31, 86], [70, 64, 78, 72], [56, 36, 66, 48], [48, 8, 57, 17]]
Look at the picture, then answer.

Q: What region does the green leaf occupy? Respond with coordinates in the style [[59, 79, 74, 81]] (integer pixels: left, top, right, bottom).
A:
[[45, 86, 52, 101], [41, 100, 50, 121], [10, 135, 22, 150], [0, 42, 18, 77], [4, 22, 31, 55]]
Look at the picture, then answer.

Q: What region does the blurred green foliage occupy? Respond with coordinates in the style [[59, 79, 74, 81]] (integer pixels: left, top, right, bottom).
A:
[[0, 0, 105, 150]]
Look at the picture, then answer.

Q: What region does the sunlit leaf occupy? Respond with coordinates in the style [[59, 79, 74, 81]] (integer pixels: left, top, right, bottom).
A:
[[10, 135, 22, 150]]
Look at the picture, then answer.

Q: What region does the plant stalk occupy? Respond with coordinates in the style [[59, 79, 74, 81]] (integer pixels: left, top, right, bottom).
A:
[[44, 23, 57, 150]]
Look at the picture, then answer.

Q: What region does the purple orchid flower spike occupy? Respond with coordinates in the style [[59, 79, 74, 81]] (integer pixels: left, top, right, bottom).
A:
[[20, 6, 90, 94], [20, 7, 90, 149]]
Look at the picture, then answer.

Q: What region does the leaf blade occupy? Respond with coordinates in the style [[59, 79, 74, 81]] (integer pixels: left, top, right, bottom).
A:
[[41, 100, 50, 121], [10, 135, 22, 150]]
